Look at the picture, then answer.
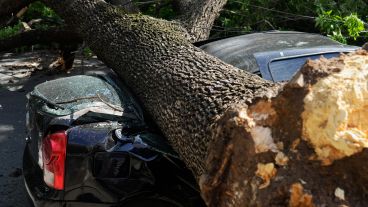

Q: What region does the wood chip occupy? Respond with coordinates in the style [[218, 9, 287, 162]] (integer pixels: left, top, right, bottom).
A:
[[335, 187, 345, 200], [255, 163, 277, 189], [275, 152, 289, 166]]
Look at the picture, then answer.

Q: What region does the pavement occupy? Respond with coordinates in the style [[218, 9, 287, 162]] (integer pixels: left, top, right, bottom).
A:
[[0, 50, 105, 207]]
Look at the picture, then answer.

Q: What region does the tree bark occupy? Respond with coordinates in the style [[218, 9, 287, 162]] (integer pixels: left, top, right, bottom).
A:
[[33, 0, 368, 206], [173, 0, 228, 42]]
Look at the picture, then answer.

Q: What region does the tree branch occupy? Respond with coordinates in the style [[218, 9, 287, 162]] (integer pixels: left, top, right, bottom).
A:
[[0, 27, 82, 51], [174, 0, 228, 42], [0, 0, 35, 28]]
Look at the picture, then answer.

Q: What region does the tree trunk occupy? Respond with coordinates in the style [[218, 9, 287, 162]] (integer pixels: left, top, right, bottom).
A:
[[42, 0, 277, 176], [174, 0, 228, 42], [34, 0, 368, 206]]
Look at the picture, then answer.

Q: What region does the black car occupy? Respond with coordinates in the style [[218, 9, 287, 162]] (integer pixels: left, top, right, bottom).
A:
[[23, 31, 358, 207]]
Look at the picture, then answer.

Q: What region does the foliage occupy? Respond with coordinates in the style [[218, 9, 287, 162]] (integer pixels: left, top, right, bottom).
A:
[[0, 21, 23, 40], [214, 0, 367, 44], [135, 0, 176, 20], [83, 47, 94, 58], [134, 0, 368, 44], [0, 1, 62, 41], [23, 1, 63, 31], [0, 0, 367, 46], [316, 10, 365, 43], [23, 1, 61, 22], [344, 14, 365, 39], [0, 1, 62, 37]]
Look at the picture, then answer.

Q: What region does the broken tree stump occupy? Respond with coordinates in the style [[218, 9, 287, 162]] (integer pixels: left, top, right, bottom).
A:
[[201, 50, 368, 206]]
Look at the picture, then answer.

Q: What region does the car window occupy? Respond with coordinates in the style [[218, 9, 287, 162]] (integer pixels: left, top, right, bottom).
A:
[[268, 53, 340, 82], [254, 46, 358, 82], [200, 31, 343, 74]]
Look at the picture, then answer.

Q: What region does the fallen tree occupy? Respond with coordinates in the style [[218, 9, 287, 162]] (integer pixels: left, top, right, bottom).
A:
[[42, 1, 368, 205], [2, 0, 368, 206]]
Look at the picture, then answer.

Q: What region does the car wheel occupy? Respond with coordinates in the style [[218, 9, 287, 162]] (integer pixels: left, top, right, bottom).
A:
[[120, 197, 182, 207]]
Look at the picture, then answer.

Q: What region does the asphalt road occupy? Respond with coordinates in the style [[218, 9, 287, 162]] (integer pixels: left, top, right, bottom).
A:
[[0, 51, 105, 207], [0, 77, 33, 207]]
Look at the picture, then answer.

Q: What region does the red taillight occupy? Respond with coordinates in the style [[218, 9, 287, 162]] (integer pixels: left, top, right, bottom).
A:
[[42, 131, 67, 190]]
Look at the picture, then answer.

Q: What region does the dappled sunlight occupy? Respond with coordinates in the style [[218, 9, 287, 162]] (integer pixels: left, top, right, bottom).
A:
[[0, 51, 58, 91]]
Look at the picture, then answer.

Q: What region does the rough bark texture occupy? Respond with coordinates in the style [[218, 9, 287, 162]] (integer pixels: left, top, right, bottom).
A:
[[174, 0, 228, 42], [0, 28, 81, 51], [0, 0, 34, 28], [43, 0, 277, 178]]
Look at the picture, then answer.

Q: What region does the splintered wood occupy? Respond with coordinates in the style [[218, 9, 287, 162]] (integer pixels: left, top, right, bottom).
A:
[[202, 50, 368, 206]]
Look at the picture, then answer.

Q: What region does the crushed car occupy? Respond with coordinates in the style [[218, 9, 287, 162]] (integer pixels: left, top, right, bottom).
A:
[[23, 31, 358, 207]]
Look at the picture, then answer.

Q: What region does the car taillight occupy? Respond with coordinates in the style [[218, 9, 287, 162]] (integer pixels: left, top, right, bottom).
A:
[[42, 131, 67, 190]]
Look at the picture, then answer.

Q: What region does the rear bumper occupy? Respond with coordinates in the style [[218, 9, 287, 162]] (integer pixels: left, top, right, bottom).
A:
[[22, 144, 115, 207], [23, 176, 62, 207], [23, 143, 63, 207]]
